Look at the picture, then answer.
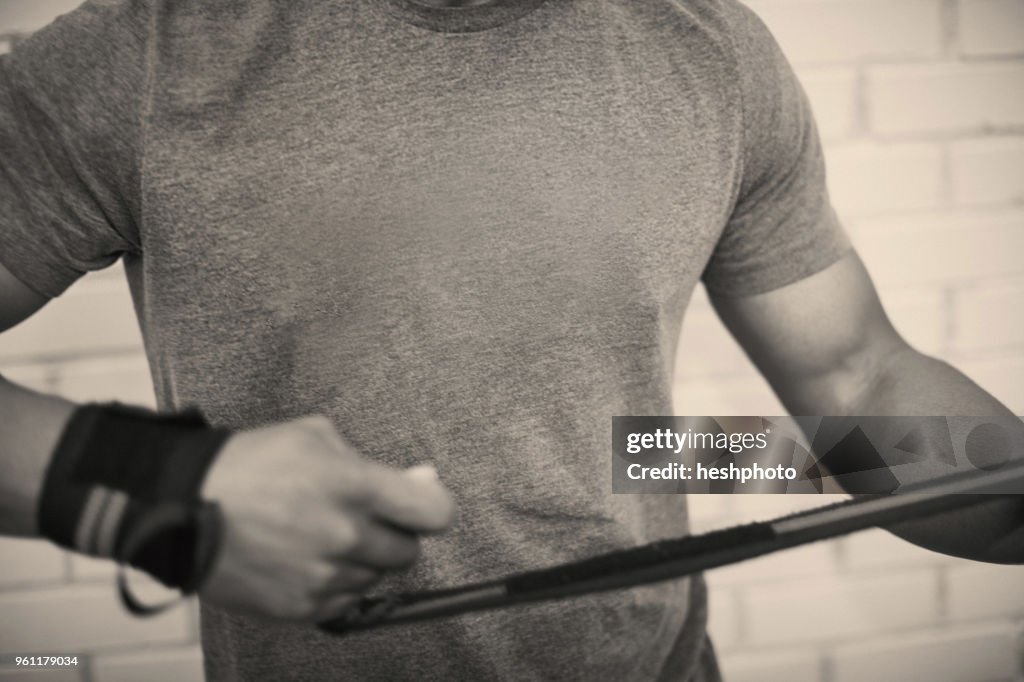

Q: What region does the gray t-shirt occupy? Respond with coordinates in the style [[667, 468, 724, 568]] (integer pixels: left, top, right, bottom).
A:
[[0, 1, 849, 679]]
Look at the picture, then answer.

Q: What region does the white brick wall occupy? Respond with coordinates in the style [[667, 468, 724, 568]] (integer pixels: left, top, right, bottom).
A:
[[720, 647, 822, 682], [0, 537, 66, 587], [958, 0, 1024, 57], [954, 355, 1024, 413], [802, 68, 860, 140], [0, 273, 144, 363], [946, 563, 1024, 622], [0, 585, 190, 651], [2, 1, 1024, 681], [745, 0, 944, 65], [831, 623, 1023, 682], [0, 0, 82, 33], [867, 62, 1024, 135], [827, 142, 944, 217], [951, 279, 1024, 353], [851, 209, 1024, 287], [950, 137, 1024, 205], [91, 647, 204, 682], [745, 570, 942, 646], [0, 669, 81, 682]]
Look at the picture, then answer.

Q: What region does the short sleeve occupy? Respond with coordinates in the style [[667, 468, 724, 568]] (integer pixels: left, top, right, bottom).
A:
[[0, 0, 148, 298], [701, 2, 851, 298]]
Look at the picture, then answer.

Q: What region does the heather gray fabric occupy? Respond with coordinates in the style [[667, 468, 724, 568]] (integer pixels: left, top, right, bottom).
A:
[[0, 1, 849, 679]]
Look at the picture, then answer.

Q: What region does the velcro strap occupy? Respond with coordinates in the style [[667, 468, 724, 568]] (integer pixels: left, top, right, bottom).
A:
[[38, 403, 230, 597]]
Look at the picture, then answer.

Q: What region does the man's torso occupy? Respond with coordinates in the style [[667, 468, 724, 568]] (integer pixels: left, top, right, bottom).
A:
[[127, 1, 742, 678]]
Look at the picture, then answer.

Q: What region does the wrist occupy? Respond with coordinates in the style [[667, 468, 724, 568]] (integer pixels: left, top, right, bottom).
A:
[[37, 402, 231, 596]]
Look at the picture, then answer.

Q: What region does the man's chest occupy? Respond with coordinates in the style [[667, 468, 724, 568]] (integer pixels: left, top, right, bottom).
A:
[[131, 18, 742, 421], [143, 61, 737, 306]]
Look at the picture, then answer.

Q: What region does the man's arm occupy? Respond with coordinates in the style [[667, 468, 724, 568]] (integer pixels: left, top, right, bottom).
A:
[[711, 250, 1024, 564], [0, 264, 73, 536]]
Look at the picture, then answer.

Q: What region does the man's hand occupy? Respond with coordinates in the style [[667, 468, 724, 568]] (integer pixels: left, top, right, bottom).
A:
[[199, 415, 456, 621]]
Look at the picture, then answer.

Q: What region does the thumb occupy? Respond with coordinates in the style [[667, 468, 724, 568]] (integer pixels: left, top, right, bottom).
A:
[[359, 462, 456, 533]]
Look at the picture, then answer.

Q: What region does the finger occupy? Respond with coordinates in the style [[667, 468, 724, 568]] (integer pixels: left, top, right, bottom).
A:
[[358, 462, 456, 532], [311, 593, 361, 623], [313, 562, 381, 596], [339, 516, 421, 569]]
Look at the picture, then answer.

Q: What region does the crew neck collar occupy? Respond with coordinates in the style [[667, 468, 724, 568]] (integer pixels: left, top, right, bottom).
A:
[[382, 0, 547, 33]]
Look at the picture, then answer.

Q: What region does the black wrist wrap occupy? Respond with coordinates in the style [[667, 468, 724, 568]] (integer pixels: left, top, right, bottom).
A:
[[38, 403, 231, 600]]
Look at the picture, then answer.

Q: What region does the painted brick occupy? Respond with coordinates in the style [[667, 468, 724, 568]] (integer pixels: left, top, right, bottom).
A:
[[0, 277, 143, 362], [0, 537, 65, 587], [719, 648, 821, 682], [947, 562, 1024, 621], [831, 623, 1022, 682], [958, 0, 1024, 56], [746, 0, 942, 65], [879, 288, 947, 355], [0, 0, 84, 33], [950, 279, 1024, 352], [68, 554, 116, 582], [0, 585, 190, 652], [688, 494, 735, 532], [826, 143, 944, 218], [707, 586, 742, 651], [0, 668, 81, 682], [801, 68, 859, 140], [867, 62, 1024, 135], [0, 364, 55, 393], [91, 647, 203, 682], [950, 137, 1024, 205], [745, 570, 940, 645], [706, 542, 837, 588], [53, 356, 156, 408], [839, 528, 955, 571], [953, 355, 1024, 413], [728, 495, 841, 526], [68, 556, 177, 604], [851, 209, 1024, 288]]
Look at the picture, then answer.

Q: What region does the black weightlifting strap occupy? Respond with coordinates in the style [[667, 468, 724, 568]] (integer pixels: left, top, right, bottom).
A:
[[38, 403, 230, 602], [319, 458, 1024, 634]]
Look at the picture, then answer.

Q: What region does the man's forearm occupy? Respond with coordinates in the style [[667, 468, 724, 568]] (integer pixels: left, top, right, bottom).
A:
[[0, 375, 75, 536], [846, 346, 1024, 563]]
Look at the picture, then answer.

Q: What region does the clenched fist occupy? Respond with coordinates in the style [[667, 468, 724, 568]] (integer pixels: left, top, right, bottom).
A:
[[198, 415, 455, 621]]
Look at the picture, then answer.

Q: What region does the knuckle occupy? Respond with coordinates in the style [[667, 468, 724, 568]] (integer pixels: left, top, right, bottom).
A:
[[339, 462, 370, 502], [392, 536, 421, 566], [308, 562, 337, 589], [347, 566, 380, 590], [268, 594, 310, 621], [314, 595, 358, 622], [295, 597, 321, 620], [331, 517, 361, 554]]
